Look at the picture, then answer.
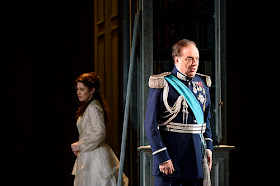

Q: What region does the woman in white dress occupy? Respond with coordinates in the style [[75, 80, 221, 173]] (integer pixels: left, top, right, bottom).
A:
[[71, 72, 128, 186]]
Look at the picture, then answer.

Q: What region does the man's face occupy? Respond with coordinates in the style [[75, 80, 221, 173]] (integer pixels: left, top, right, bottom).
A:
[[174, 45, 199, 78]]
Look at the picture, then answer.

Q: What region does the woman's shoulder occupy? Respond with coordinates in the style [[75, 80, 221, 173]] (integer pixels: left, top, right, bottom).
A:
[[85, 100, 105, 122], [87, 100, 103, 112]]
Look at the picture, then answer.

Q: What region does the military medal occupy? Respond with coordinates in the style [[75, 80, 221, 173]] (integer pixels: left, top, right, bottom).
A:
[[197, 93, 205, 104], [193, 86, 197, 94], [195, 81, 203, 87], [202, 88, 206, 95], [192, 81, 197, 94]]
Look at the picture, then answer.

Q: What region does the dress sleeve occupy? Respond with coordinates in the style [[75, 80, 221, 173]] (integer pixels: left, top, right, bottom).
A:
[[78, 102, 106, 152]]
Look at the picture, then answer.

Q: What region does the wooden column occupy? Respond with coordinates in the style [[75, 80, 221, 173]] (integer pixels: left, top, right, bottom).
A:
[[94, 0, 120, 154]]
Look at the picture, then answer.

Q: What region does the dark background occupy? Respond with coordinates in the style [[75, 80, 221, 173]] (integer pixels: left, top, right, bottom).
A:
[[2, 0, 32, 185], [2, 0, 273, 185]]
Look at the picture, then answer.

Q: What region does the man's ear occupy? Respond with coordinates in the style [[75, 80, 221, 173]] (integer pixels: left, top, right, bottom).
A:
[[174, 56, 179, 64]]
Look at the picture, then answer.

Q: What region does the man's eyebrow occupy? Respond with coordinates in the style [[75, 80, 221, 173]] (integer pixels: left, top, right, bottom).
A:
[[186, 56, 200, 58]]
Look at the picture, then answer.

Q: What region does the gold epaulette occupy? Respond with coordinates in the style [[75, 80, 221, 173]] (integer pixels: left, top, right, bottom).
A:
[[148, 72, 171, 88], [196, 73, 211, 87]]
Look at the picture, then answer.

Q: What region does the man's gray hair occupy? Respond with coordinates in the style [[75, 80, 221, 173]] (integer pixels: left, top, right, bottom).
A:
[[171, 39, 196, 61]]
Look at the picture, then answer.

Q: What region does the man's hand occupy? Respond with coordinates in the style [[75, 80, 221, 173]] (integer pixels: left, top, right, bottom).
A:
[[206, 149, 212, 171], [159, 160, 175, 175]]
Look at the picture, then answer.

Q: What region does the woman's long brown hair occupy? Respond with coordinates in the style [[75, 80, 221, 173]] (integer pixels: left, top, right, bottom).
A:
[[75, 72, 109, 122]]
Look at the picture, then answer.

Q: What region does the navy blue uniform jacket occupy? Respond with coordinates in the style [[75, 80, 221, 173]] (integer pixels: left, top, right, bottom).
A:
[[144, 66, 213, 179]]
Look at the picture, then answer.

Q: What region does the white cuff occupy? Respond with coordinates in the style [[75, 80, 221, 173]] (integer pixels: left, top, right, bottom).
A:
[[205, 138, 213, 142], [152, 147, 167, 155]]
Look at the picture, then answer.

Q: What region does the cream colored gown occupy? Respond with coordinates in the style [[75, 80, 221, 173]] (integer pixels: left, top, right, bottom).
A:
[[72, 100, 128, 186]]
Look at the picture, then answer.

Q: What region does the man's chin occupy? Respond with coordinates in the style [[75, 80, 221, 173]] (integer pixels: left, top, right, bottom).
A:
[[187, 71, 197, 78]]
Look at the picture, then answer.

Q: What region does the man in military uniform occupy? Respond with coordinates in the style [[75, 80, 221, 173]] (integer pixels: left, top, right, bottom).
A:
[[144, 39, 213, 186]]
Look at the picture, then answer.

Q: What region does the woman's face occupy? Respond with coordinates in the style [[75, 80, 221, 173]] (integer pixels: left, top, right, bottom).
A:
[[76, 82, 95, 102]]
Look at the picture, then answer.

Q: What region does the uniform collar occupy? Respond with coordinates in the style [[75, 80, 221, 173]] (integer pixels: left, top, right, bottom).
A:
[[171, 66, 194, 82]]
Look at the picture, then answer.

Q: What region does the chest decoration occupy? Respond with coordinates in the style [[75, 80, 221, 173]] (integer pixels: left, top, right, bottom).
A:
[[197, 93, 205, 104], [192, 81, 206, 95], [161, 80, 189, 125]]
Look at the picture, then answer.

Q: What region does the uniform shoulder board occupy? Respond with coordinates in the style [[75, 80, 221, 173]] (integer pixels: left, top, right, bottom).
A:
[[196, 73, 211, 87], [148, 72, 171, 88]]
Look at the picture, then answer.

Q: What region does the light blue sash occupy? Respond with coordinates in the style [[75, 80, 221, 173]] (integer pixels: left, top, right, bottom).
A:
[[164, 74, 204, 124], [164, 74, 206, 155]]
